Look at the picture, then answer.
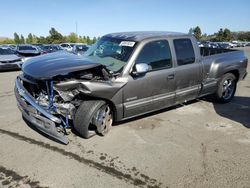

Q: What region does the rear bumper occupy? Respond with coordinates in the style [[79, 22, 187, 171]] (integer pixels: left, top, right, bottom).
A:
[[14, 76, 68, 144]]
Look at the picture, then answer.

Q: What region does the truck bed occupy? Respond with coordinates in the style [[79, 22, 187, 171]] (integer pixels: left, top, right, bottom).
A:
[[200, 47, 236, 57]]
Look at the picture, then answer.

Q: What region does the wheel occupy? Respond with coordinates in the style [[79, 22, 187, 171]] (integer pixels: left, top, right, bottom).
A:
[[73, 100, 113, 138], [214, 73, 237, 103]]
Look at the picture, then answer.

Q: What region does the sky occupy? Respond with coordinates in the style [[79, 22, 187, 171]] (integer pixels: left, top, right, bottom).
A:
[[0, 0, 249, 38]]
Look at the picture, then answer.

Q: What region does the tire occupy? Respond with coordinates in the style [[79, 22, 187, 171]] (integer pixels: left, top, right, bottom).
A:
[[214, 73, 237, 103], [73, 100, 113, 138]]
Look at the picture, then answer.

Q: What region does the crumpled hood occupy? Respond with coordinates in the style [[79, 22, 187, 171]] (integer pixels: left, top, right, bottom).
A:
[[0, 54, 21, 62], [22, 51, 102, 80]]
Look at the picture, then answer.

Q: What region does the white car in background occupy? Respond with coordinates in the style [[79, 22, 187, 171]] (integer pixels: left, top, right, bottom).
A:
[[0, 46, 23, 71], [60, 43, 75, 52]]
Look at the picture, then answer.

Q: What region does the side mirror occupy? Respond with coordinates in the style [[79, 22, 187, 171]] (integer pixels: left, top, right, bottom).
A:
[[132, 63, 149, 76]]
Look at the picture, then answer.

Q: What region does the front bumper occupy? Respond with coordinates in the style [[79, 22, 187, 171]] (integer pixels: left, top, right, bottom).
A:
[[15, 76, 69, 144], [0, 61, 22, 71]]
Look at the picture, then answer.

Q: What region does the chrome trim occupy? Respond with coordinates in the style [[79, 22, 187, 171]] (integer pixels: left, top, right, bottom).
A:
[[176, 85, 200, 96], [15, 77, 61, 124]]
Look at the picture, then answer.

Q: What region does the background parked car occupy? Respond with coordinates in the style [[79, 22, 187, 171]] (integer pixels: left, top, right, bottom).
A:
[[60, 43, 75, 52], [72, 44, 89, 55], [217, 43, 231, 49], [16, 45, 41, 57], [0, 46, 23, 71], [32, 43, 48, 54], [43, 44, 63, 53]]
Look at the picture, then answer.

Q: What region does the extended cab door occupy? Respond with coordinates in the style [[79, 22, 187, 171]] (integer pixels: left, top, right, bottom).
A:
[[172, 38, 203, 103], [123, 39, 175, 118]]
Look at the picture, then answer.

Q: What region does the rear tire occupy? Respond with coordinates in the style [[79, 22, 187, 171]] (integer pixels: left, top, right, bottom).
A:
[[73, 100, 113, 138], [214, 73, 237, 103]]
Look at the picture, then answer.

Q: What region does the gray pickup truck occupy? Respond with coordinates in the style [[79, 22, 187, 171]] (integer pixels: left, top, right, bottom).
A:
[[15, 31, 248, 144]]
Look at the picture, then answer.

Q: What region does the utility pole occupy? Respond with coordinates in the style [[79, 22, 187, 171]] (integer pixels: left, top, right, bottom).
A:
[[75, 21, 78, 37]]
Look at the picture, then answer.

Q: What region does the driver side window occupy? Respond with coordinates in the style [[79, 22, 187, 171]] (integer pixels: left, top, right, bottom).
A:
[[135, 40, 172, 71]]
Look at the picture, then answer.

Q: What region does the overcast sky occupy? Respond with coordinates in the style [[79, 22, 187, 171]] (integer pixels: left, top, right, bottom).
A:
[[1, 0, 249, 38]]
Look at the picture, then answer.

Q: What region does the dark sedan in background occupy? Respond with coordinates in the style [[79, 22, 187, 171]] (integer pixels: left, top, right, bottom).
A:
[[72, 44, 89, 55], [16, 45, 41, 57]]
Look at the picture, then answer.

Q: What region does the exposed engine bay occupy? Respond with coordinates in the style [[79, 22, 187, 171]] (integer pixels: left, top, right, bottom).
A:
[[21, 65, 123, 132]]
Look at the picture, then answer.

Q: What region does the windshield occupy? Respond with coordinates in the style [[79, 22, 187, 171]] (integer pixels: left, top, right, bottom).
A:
[[84, 36, 137, 73], [0, 48, 15, 55]]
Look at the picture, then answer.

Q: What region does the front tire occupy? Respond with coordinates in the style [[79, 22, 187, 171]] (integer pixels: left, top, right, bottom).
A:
[[214, 73, 237, 103], [73, 100, 113, 138]]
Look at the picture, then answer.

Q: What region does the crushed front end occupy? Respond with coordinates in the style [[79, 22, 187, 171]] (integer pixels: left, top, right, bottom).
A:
[[14, 63, 123, 144], [14, 74, 78, 144]]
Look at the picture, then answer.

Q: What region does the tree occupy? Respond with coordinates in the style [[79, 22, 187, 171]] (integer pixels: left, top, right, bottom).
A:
[[26, 33, 33, 44], [37, 36, 49, 44], [193, 26, 202, 41], [201, 33, 207, 41], [14, 32, 20, 44], [0, 38, 15, 44], [214, 28, 232, 41], [188, 28, 194, 35], [86, 36, 91, 44], [20, 35, 25, 43], [238, 32, 250, 41], [47, 27, 64, 43], [92, 36, 97, 44], [67, 32, 78, 43], [223, 28, 232, 41], [32, 35, 38, 44], [216, 28, 224, 41]]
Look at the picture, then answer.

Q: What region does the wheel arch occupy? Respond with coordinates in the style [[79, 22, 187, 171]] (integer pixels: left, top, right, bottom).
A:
[[224, 69, 239, 82], [76, 95, 118, 122]]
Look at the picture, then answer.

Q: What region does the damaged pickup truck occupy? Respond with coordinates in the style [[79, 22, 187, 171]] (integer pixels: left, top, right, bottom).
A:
[[15, 31, 248, 144]]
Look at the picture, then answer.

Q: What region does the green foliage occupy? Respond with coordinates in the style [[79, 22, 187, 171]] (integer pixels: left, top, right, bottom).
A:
[[86, 36, 90, 44], [14, 32, 20, 44], [67, 32, 78, 43], [237, 32, 250, 41], [32, 35, 38, 44], [0, 38, 15, 44], [36, 36, 48, 44], [214, 28, 233, 42], [223, 28, 232, 41], [20, 35, 25, 43], [92, 36, 97, 44], [188, 28, 194, 35], [10, 28, 99, 44], [188, 27, 242, 42], [26, 33, 33, 44], [193, 26, 202, 40], [47, 27, 64, 44]]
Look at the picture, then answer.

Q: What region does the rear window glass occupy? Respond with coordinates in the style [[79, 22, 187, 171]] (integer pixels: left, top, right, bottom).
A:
[[174, 39, 195, 66]]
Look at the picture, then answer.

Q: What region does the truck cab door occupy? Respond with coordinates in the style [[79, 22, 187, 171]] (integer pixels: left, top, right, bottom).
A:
[[172, 38, 203, 103], [123, 40, 175, 118]]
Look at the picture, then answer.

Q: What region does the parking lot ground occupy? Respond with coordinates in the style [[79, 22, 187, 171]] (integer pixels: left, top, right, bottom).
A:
[[0, 47, 250, 188]]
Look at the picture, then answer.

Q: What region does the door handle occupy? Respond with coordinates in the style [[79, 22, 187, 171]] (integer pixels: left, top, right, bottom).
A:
[[167, 74, 175, 80]]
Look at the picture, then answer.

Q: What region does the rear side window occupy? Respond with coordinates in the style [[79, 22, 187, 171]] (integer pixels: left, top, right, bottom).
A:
[[174, 39, 195, 66], [136, 40, 172, 71]]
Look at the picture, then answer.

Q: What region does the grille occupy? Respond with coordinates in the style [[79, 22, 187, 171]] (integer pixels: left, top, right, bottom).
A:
[[0, 59, 21, 64]]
